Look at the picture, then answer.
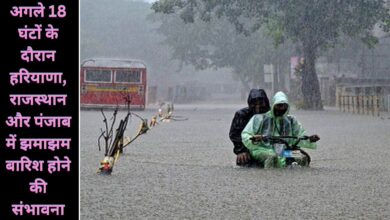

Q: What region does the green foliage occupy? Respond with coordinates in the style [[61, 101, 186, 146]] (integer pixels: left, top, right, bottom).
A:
[[361, 34, 379, 49], [152, 0, 390, 56], [152, 0, 390, 109], [152, 1, 296, 89]]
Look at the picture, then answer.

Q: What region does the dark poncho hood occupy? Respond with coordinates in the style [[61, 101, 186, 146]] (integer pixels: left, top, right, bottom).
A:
[[247, 89, 270, 113]]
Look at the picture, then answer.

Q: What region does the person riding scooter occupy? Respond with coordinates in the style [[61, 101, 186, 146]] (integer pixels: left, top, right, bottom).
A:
[[241, 91, 320, 168], [229, 89, 270, 166]]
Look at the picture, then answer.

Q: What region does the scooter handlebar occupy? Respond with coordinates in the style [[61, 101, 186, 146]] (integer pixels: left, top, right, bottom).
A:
[[249, 135, 312, 148]]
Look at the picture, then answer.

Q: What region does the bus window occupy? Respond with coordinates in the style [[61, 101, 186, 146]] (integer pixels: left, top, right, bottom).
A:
[[115, 70, 141, 83], [85, 69, 112, 83]]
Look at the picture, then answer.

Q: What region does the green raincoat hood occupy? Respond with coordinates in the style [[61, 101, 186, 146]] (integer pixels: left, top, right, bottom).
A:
[[271, 91, 289, 117]]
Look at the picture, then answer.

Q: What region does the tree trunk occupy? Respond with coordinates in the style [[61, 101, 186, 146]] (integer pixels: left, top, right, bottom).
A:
[[257, 69, 265, 88], [239, 75, 251, 91], [301, 44, 323, 110], [237, 73, 251, 101]]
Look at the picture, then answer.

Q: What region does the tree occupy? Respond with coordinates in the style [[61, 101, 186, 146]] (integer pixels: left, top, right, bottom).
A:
[[153, 0, 390, 109], [150, 7, 294, 91]]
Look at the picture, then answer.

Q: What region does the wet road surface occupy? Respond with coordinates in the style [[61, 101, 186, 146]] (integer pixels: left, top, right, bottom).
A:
[[80, 105, 390, 219]]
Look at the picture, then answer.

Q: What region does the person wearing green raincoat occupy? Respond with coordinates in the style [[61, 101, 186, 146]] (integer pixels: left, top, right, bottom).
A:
[[241, 91, 320, 168]]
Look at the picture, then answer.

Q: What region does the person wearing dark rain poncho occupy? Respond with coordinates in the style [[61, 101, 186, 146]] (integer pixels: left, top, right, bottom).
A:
[[241, 91, 320, 168], [229, 89, 270, 166]]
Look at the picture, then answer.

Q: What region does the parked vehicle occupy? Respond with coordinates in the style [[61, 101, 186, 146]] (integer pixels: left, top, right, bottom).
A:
[[80, 58, 147, 110]]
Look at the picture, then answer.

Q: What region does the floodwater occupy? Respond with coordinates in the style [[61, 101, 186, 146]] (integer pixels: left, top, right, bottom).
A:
[[80, 105, 390, 219]]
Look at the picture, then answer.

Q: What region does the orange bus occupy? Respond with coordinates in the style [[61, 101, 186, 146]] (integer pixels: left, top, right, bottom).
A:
[[80, 58, 147, 110]]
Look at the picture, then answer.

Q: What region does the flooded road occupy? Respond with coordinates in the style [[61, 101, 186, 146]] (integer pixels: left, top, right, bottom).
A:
[[80, 105, 390, 219]]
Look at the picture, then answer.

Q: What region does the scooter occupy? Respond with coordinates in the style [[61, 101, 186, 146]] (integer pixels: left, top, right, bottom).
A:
[[250, 135, 313, 167]]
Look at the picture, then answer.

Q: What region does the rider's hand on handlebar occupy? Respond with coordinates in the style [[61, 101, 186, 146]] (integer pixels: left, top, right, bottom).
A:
[[251, 135, 263, 142], [309, 135, 320, 142]]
